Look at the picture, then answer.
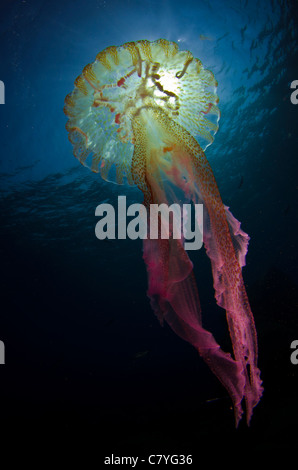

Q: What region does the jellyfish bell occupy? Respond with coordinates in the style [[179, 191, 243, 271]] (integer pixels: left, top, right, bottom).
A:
[[64, 39, 263, 426], [64, 39, 219, 186]]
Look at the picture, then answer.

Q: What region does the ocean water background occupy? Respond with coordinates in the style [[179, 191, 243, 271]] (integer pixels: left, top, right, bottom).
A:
[[0, 0, 298, 459]]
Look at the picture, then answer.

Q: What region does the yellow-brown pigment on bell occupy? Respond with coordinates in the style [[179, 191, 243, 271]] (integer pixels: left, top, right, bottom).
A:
[[64, 39, 220, 185]]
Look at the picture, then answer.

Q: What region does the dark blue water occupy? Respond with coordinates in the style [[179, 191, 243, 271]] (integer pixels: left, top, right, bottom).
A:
[[0, 0, 298, 461]]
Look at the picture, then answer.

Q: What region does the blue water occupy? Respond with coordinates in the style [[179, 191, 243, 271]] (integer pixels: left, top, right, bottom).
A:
[[0, 0, 298, 459]]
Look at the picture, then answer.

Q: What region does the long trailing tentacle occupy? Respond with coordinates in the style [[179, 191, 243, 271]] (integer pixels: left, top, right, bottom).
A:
[[132, 108, 263, 425]]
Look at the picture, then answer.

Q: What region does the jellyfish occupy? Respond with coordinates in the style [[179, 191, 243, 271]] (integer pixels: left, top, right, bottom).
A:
[[64, 39, 263, 426]]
